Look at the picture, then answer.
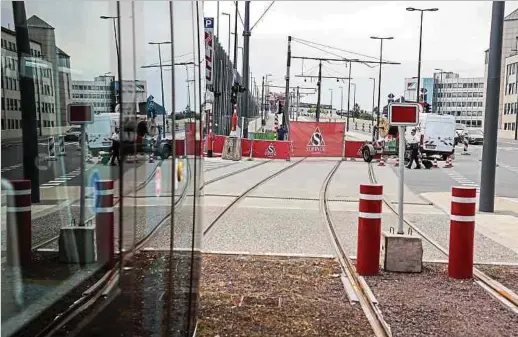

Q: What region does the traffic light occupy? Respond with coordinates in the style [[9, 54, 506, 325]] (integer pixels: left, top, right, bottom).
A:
[[231, 84, 238, 104], [424, 102, 431, 113]]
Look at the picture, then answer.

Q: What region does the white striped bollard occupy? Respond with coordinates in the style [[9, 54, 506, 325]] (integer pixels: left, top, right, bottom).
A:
[[357, 184, 383, 276], [95, 180, 115, 268], [6, 180, 32, 266], [448, 186, 476, 279]]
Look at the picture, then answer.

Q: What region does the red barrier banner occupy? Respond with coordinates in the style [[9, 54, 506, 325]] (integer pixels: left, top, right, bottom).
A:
[[289, 121, 345, 157], [175, 140, 185, 156], [213, 135, 226, 153], [185, 122, 201, 156], [241, 138, 252, 157], [344, 140, 366, 159], [251, 140, 291, 160]]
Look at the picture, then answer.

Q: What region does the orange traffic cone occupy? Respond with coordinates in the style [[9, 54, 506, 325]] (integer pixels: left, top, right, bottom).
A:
[[432, 158, 438, 168], [378, 156, 386, 167], [394, 157, 399, 167], [444, 156, 453, 168]]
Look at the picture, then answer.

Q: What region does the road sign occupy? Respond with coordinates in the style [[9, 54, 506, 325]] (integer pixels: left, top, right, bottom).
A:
[[89, 170, 100, 213], [388, 93, 395, 99], [420, 88, 427, 93], [155, 167, 162, 197], [388, 103, 420, 126], [68, 104, 94, 125]]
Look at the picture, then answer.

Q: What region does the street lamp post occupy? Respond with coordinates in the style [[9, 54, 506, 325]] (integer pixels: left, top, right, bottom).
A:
[[100, 16, 120, 58], [369, 77, 376, 125], [339, 86, 344, 118], [222, 12, 231, 55], [371, 36, 394, 139], [149, 41, 172, 137], [406, 7, 439, 102], [329, 88, 333, 113], [352, 83, 356, 114]]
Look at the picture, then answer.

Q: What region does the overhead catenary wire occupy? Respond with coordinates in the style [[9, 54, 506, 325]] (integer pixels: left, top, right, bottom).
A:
[[293, 39, 375, 69], [250, 1, 276, 31]]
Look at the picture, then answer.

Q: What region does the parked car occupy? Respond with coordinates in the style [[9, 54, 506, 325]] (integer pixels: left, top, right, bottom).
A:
[[64, 126, 82, 141], [466, 129, 484, 145]]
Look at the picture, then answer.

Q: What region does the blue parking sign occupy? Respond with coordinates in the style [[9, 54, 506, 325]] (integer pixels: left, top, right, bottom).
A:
[[89, 170, 100, 213]]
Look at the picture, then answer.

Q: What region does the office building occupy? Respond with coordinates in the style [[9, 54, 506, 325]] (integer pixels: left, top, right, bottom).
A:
[[1, 23, 67, 139], [72, 76, 148, 115], [433, 72, 484, 127], [483, 8, 518, 131], [404, 77, 434, 107], [502, 53, 518, 133]]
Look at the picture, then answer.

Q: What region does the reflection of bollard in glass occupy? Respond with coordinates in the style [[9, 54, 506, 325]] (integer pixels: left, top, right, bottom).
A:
[[6, 180, 32, 266], [95, 180, 115, 269]]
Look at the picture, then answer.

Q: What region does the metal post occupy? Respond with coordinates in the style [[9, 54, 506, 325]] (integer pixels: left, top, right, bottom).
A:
[[242, 1, 251, 138], [316, 60, 322, 122], [416, 11, 424, 103], [284, 36, 292, 130], [397, 126, 405, 234], [216, 1, 220, 37], [515, 63, 518, 140], [330, 88, 333, 111], [353, 83, 356, 112], [371, 78, 376, 125], [227, 14, 231, 56], [79, 125, 86, 225], [376, 40, 383, 139], [35, 63, 42, 136], [340, 86, 344, 118], [13, 1, 40, 203], [480, 1, 505, 213], [233, 1, 238, 70], [261, 76, 265, 125], [296, 86, 300, 121], [346, 61, 352, 131], [158, 44, 166, 137]]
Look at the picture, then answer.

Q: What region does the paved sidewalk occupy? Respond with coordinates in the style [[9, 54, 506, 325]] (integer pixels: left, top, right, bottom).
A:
[[422, 192, 518, 256]]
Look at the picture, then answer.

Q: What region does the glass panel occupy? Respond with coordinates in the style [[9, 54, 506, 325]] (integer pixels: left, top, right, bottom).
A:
[[1, 2, 202, 336]]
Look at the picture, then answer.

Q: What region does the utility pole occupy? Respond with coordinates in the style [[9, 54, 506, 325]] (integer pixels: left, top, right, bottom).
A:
[[13, 1, 39, 203], [340, 86, 344, 118], [261, 76, 265, 124], [242, 1, 251, 138], [346, 61, 352, 131], [480, 1, 505, 213], [149, 41, 171, 137], [296, 86, 300, 121], [284, 36, 292, 130], [233, 1, 238, 70], [370, 77, 376, 125], [316, 60, 322, 122]]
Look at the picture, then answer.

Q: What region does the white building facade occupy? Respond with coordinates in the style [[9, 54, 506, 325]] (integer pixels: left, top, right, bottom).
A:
[[503, 53, 518, 133], [433, 72, 485, 127], [1, 26, 58, 139]]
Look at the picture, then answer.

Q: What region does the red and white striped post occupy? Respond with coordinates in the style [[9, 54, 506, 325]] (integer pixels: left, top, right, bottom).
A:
[[357, 184, 383, 276], [448, 186, 476, 279], [6, 180, 32, 266], [207, 109, 214, 157], [95, 180, 115, 268]]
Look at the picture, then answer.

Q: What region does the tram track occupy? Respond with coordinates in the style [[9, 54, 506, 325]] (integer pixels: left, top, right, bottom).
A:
[[366, 162, 518, 316], [203, 158, 306, 237], [320, 161, 392, 337], [31, 158, 284, 337]]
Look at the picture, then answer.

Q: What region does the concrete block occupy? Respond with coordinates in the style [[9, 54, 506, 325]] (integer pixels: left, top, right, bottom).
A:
[[222, 137, 242, 161], [58, 226, 96, 264], [382, 232, 423, 273]]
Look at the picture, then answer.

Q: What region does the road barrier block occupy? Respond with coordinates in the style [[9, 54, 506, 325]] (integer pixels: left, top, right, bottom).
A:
[[6, 180, 32, 266]]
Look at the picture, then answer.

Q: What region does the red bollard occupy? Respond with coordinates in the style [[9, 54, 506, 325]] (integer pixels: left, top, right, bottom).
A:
[[448, 186, 476, 279], [95, 180, 115, 268], [6, 180, 32, 266], [356, 184, 383, 276]]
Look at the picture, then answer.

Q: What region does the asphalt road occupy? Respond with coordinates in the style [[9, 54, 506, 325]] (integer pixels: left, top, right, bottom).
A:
[[1, 141, 145, 188], [293, 114, 518, 198]]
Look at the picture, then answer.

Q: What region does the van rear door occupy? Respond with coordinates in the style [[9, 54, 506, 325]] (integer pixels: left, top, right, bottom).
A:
[[423, 116, 455, 154]]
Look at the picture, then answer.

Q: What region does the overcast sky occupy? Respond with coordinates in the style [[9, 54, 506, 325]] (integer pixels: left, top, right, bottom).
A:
[[1, 1, 517, 113]]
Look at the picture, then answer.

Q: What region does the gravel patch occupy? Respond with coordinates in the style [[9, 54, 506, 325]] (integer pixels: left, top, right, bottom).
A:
[[364, 263, 518, 337], [203, 206, 335, 256], [405, 213, 518, 264], [65, 250, 201, 337], [329, 209, 446, 261], [477, 265, 518, 295], [249, 160, 338, 199], [198, 254, 375, 337]]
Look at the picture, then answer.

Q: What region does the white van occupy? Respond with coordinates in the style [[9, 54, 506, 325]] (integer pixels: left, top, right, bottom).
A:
[[86, 114, 118, 154], [412, 113, 456, 160]]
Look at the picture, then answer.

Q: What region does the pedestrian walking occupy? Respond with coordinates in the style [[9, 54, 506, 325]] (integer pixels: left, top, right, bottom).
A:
[[277, 125, 286, 141], [406, 128, 421, 169], [110, 127, 120, 166]]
